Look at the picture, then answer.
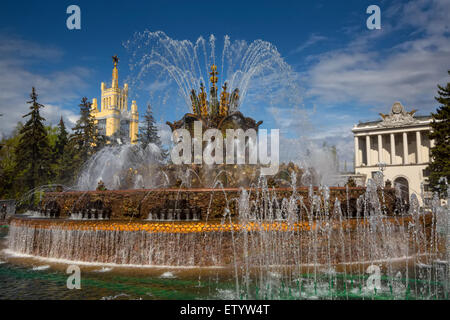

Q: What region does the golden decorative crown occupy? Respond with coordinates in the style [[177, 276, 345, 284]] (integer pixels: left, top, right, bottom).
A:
[[190, 65, 240, 119]]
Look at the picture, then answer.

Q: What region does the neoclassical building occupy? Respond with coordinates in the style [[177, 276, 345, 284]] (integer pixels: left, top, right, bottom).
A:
[[352, 102, 434, 205], [91, 56, 139, 144]]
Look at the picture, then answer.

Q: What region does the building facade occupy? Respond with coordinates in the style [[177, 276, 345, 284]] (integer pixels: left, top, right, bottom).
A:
[[91, 56, 139, 144], [352, 102, 434, 205]]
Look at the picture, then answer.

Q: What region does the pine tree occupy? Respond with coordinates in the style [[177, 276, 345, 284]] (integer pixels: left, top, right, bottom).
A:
[[63, 97, 106, 183], [54, 117, 68, 160], [138, 104, 168, 160], [70, 97, 106, 165], [0, 123, 22, 199], [53, 117, 70, 183], [58, 139, 81, 185], [14, 87, 52, 203], [427, 71, 450, 196]]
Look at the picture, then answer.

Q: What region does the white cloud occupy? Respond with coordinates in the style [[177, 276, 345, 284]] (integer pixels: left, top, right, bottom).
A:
[[305, 0, 450, 114], [0, 34, 89, 137], [294, 0, 450, 173], [0, 35, 63, 61], [390, 0, 450, 36], [40, 104, 79, 129]]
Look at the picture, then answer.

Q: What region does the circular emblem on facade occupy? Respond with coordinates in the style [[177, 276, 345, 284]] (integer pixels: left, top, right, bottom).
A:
[[392, 102, 403, 114]]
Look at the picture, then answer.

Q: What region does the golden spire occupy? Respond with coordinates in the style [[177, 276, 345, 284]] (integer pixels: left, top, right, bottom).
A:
[[219, 82, 229, 117], [209, 65, 218, 88], [112, 55, 119, 88], [199, 83, 208, 117]]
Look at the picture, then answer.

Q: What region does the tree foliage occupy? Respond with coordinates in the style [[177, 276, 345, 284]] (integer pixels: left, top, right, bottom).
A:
[[0, 90, 172, 201], [14, 88, 52, 202], [70, 97, 106, 164], [138, 104, 168, 160], [52, 117, 71, 184], [0, 123, 23, 199], [427, 71, 450, 196]]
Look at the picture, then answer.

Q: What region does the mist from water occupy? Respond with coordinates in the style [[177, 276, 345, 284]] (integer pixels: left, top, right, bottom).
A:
[[76, 143, 168, 191]]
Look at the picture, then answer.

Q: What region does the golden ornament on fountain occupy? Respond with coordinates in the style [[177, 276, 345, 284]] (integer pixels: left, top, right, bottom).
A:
[[199, 83, 208, 117], [219, 82, 230, 117], [209, 64, 218, 88]]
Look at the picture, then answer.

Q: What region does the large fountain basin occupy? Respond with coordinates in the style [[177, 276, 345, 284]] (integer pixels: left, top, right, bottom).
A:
[[7, 214, 435, 268]]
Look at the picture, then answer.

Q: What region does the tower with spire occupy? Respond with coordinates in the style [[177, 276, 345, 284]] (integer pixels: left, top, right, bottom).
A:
[[90, 56, 139, 143]]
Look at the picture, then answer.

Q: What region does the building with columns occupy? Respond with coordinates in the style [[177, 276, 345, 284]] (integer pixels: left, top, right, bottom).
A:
[[352, 102, 434, 205], [90, 56, 139, 144]]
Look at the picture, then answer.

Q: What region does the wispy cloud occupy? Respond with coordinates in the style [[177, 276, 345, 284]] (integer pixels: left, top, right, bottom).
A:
[[0, 35, 63, 61], [0, 34, 90, 136], [305, 0, 449, 114], [290, 34, 327, 55], [291, 0, 450, 172]]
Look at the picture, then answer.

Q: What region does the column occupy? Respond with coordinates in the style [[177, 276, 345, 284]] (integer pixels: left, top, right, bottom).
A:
[[354, 136, 359, 167], [377, 134, 383, 164], [390, 133, 395, 165], [403, 132, 408, 164], [366, 135, 371, 166], [416, 131, 422, 164]]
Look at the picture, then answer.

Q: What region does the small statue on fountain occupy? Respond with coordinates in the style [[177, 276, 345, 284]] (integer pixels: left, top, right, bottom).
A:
[[96, 180, 107, 191], [346, 177, 357, 188], [385, 179, 392, 188]]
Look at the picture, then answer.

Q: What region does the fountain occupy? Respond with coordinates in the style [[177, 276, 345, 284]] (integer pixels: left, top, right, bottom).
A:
[[3, 32, 449, 300], [6, 177, 449, 299]]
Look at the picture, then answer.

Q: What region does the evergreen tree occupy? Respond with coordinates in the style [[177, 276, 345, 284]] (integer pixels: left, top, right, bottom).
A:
[[138, 104, 168, 160], [70, 97, 106, 166], [53, 117, 70, 183], [14, 88, 52, 203], [58, 139, 81, 185], [427, 71, 450, 196], [54, 117, 68, 160], [0, 123, 22, 199]]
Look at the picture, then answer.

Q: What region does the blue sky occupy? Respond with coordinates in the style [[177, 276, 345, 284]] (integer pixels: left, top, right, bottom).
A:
[[0, 0, 448, 170]]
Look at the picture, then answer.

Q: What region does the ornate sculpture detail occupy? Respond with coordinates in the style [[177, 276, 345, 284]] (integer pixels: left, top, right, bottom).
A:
[[189, 65, 241, 120], [198, 83, 208, 117], [112, 55, 119, 67], [378, 102, 418, 127], [219, 82, 229, 117], [209, 65, 218, 88], [167, 65, 262, 135]]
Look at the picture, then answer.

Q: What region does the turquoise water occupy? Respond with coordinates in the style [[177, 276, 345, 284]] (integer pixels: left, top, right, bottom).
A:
[[0, 227, 448, 300], [0, 227, 230, 300]]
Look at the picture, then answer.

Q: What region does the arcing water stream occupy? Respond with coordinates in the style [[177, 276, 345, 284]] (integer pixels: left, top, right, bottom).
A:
[[124, 30, 302, 113]]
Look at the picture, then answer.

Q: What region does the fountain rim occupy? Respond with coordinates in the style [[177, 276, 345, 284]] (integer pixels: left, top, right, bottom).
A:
[[8, 213, 423, 234], [46, 186, 379, 195]]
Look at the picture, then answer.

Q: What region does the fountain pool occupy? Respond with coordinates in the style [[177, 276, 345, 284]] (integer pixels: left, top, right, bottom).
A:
[[2, 180, 449, 300]]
